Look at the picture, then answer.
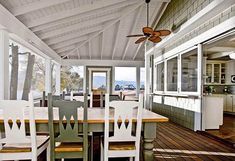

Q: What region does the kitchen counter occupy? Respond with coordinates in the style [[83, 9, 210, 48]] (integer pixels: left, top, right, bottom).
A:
[[203, 96, 223, 129]]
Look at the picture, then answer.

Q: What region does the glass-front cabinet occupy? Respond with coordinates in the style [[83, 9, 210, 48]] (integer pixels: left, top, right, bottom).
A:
[[205, 62, 225, 84]]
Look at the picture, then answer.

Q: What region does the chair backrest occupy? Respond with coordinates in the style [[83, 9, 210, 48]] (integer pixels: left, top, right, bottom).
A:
[[0, 93, 37, 149], [48, 93, 88, 142], [104, 93, 143, 145]]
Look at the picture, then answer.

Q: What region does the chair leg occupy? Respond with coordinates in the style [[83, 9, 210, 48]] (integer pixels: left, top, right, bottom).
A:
[[47, 143, 50, 161], [90, 135, 93, 161], [100, 142, 103, 161]]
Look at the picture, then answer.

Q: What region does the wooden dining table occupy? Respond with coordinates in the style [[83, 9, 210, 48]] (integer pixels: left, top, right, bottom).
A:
[[0, 107, 168, 161]]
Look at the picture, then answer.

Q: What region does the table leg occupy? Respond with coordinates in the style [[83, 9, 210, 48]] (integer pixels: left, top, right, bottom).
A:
[[143, 123, 156, 161]]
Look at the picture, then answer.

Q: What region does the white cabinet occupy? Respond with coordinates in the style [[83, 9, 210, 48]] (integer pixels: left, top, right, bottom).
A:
[[226, 95, 233, 112], [205, 62, 226, 84], [203, 96, 223, 129]]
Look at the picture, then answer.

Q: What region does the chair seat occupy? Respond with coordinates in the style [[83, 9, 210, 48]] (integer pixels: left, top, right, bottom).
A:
[[109, 142, 136, 150], [55, 142, 83, 152], [0, 136, 49, 153]]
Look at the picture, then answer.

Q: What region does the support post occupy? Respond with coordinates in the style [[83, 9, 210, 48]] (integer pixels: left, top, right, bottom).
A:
[[10, 45, 19, 100], [55, 63, 61, 95], [136, 67, 140, 97], [145, 44, 151, 109], [0, 30, 9, 100], [45, 58, 52, 94]]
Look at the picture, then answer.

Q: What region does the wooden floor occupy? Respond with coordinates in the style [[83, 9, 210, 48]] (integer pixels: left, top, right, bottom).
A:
[[155, 122, 235, 161], [50, 122, 235, 161], [206, 114, 235, 146]]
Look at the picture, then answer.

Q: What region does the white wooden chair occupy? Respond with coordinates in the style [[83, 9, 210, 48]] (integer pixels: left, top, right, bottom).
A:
[[101, 93, 144, 161], [0, 93, 50, 161]]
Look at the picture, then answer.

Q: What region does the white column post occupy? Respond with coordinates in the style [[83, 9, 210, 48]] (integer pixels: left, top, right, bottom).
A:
[[145, 45, 151, 109], [55, 63, 61, 95], [196, 43, 203, 131], [45, 58, 52, 94], [83, 66, 87, 94], [112, 66, 115, 94], [136, 67, 140, 97], [0, 30, 9, 100]]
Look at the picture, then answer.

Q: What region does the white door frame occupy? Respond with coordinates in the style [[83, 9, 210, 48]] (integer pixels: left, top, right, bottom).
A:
[[88, 68, 111, 94]]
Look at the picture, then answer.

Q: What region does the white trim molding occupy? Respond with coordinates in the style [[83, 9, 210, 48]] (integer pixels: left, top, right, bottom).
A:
[[62, 59, 144, 67]]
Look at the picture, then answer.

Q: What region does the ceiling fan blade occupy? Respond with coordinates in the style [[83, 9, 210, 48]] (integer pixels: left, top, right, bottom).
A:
[[158, 29, 171, 36], [149, 36, 162, 43], [135, 37, 147, 44], [152, 31, 161, 36], [143, 27, 153, 35], [126, 34, 144, 37]]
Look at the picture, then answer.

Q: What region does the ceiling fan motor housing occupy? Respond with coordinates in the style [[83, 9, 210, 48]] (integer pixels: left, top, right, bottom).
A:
[[145, 0, 151, 3]]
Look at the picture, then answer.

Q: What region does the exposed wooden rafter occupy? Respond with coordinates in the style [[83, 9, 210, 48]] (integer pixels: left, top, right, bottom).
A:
[[45, 26, 102, 45], [67, 1, 144, 58], [122, 6, 144, 60], [50, 36, 88, 50], [12, 0, 70, 16], [26, 0, 136, 28], [39, 13, 120, 39]]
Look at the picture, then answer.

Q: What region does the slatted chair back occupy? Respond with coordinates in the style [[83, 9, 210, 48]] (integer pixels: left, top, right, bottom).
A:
[[48, 93, 88, 160], [104, 93, 143, 144], [0, 93, 37, 153]]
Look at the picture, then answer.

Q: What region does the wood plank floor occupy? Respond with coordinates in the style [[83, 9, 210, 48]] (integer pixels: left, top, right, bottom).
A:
[[205, 114, 235, 146], [154, 122, 235, 161], [58, 122, 235, 161]]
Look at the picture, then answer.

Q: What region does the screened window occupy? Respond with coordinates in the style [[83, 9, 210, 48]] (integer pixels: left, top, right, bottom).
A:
[[32, 55, 45, 99], [114, 67, 136, 95], [61, 66, 84, 93], [167, 57, 178, 91], [156, 62, 164, 91], [181, 49, 198, 92], [51, 62, 56, 94], [140, 67, 145, 92]]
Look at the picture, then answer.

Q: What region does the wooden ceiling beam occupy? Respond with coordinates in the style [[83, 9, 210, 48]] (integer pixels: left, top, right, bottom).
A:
[[39, 13, 120, 39], [26, 0, 135, 28], [50, 36, 88, 50], [67, 1, 144, 58], [122, 6, 144, 60], [45, 25, 102, 45], [12, 0, 70, 16]]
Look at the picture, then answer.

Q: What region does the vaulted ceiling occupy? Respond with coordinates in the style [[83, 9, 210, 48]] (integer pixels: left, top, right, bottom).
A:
[[0, 0, 169, 61]]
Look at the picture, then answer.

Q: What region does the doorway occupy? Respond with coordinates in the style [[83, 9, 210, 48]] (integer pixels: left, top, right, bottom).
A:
[[202, 30, 235, 146]]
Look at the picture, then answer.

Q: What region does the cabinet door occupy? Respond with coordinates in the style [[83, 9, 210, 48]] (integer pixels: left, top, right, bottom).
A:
[[223, 95, 227, 111], [233, 96, 235, 112], [206, 64, 212, 83], [226, 95, 233, 112], [213, 64, 221, 83]]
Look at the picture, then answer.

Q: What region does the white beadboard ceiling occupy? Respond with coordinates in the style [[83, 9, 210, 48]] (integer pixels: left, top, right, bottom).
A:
[[0, 0, 169, 61]]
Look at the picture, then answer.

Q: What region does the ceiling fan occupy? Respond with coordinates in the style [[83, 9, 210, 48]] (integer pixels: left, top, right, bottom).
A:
[[127, 0, 171, 44]]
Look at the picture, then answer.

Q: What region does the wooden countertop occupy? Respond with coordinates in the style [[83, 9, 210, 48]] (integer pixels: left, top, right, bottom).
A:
[[0, 107, 169, 124]]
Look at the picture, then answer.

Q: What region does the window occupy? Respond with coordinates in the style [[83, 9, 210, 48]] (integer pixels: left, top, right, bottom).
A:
[[156, 62, 164, 91], [61, 66, 84, 93], [140, 67, 145, 92], [51, 62, 56, 94], [114, 67, 136, 95], [181, 49, 198, 92], [32, 55, 45, 99], [9, 40, 46, 99], [167, 57, 178, 91], [92, 72, 107, 91]]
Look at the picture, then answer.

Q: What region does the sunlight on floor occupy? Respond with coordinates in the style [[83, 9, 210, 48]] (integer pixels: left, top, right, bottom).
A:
[[153, 148, 235, 157]]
